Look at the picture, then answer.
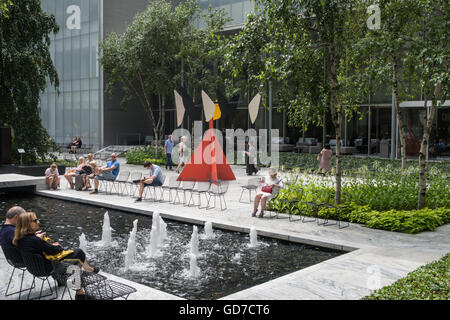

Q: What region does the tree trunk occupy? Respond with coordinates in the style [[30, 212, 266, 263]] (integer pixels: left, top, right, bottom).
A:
[[392, 54, 407, 169], [329, 34, 342, 205], [418, 79, 443, 209], [418, 96, 430, 209]]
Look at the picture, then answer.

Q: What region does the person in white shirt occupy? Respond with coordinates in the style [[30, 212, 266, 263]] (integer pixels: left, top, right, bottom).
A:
[[44, 163, 60, 190], [251, 167, 283, 218]]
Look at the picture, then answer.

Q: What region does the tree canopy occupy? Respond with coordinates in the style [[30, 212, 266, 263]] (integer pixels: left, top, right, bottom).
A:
[[99, 0, 229, 145], [0, 0, 59, 164]]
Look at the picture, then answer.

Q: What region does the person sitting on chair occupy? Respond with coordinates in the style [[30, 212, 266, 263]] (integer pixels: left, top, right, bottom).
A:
[[64, 157, 86, 189], [251, 167, 283, 218], [13, 211, 100, 300], [70, 136, 82, 153], [0, 206, 26, 264], [134, 160, 164, 202], [90, 153, 120, 194]]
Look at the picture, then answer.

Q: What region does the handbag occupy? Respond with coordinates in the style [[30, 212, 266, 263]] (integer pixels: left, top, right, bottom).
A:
[[261, 185, 273, 194]]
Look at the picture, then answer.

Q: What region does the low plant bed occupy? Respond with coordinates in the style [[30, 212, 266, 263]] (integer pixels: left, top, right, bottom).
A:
[[363, 253, 450, 300], [123, 145, 167, 166]]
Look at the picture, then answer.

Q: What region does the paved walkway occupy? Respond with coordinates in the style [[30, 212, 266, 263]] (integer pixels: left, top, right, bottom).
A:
[[1, 160, 449, 300]]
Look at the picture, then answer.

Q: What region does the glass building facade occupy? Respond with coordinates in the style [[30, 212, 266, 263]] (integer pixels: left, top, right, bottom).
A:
[[40, 0, 101, 147]]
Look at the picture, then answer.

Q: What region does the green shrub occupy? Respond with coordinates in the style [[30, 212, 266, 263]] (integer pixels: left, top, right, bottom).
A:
[[363, 253, 450, 300], [124, 145, 166, 165]]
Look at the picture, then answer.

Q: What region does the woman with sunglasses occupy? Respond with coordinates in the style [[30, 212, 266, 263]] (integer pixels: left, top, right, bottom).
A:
[[12, 212, 100, 300]]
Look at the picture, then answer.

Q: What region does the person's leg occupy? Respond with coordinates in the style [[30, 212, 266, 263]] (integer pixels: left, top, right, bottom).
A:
[[138, 181, 145, 198], [46, 177, 54, 190], [64, 173, 74, 188], [168, 153, 172, 170], [253, 194, 262, 215], [260, 195, 268, 214], [90, 176, 100, 193], [55, 176, 60, 188]]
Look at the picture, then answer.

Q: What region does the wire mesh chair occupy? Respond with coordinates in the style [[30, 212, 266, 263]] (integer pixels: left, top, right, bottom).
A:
[[207, 180, 229, 211], [181, 181, 196, 206], [20, 252, 59, 300], [160, 176, 181, 203], [109, 171, 130, 195], [1, 247, 35, 299], [125, 171, 142, 197], [239, 177, 260, 203], [187, 181, 211, 208]]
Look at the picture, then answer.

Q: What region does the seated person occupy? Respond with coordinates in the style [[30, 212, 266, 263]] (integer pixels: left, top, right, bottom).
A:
[[67, 136, 77, 151], [13, 211, 99, 300], [0, 206, 26, 264], [70, 136, 82, 153], [81, 160, 98, 191], [45, 163, 60, 190], [251, 167, 283, 218], [64, 157, 86, 189], [135, 160, 164, 202], [90, 153, 120, 194]]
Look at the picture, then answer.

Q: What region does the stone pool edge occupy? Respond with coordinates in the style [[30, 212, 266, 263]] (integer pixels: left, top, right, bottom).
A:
[[33, 190, 369, 300]]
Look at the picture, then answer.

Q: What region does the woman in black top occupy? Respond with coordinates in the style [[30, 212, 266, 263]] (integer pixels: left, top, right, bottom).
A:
[[13, 211, 99, 299]]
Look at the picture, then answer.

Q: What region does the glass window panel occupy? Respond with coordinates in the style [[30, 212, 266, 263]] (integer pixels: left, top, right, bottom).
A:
[[64, 37, 72, 80], [40, 94, 48, 129], [90, 78, 99, 90], [72, 79, 81, 92], [81, 90, 90, 145], [90, 33, 98, 78], [90, 90, 99, 146], [64, 92, 72, 141], [89, 0, 99, 32], [72, 36, 81, 79], [81, 79, 89, 91], [49, 93, 56, 138], [63, 80, 71, 93], [55, 93, 64, 143], [81, 34, 90, 78], [231, 2, 243, 24], [72, 91, 81, 136]]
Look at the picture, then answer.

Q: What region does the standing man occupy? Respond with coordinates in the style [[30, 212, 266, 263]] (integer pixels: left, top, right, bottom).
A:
[[164, 134, 174, 170], [90, 153, 120, 194], [134, 161, 164, 202], [0, 206, 26, 263]]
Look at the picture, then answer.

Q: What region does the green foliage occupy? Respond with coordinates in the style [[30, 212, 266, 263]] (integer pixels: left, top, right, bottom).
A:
[[268, 156, 450, 233], [100, 0, 229, 143], [0, 0, 60, 164], [124, 146, 166, 166], [364, 253, 450, 300]]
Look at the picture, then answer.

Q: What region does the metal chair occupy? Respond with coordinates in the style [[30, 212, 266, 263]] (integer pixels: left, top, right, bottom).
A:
[[1, 247, 35, 299], [320, 203, 351, 229], [187, 181, 211, 208], [207, 180, 229, 211], [125, 171, 142, 197], [180, 181, 196, 206], [58, 264, 107, 300], [239, 177, 260, 203], [302, 193, 331, 224], [150, 174, 166, 202], [84, 279, 136, 300], [109, 171, 130, 195], [20, 252, 59, 300], [160, 176, 181, 203]]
